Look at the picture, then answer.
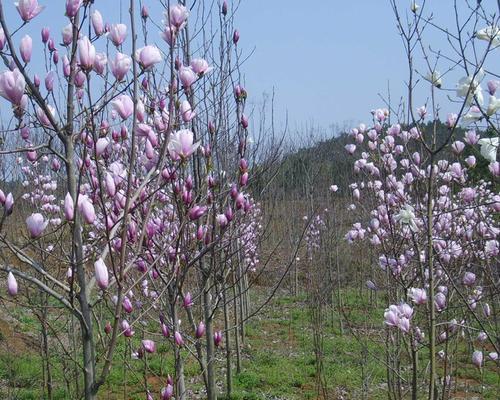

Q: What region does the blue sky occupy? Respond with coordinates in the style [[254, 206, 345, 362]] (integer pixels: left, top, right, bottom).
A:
[[2, 0, 499, 132]]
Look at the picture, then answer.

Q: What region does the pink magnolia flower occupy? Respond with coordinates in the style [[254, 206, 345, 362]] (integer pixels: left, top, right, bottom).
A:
[[44, 71, 54, 92], [64, 192, 74, 221], [26, 213, 48, 238], [93, 52, 107, 75], [135, 45, 162, 69], [62, 23, 73, 45], [105, 173, 116, 197], [108, 23, 127, 46], [65, 0, 82, 18], [465, 155, 476, 167], [63, 55, 71, 77], [345, 144, 356, 155], [451, 140, 465, 154], [95, 137, 110, 157], [196, 321, 205, 338], [0, 28, 5, 50], [166, 4, 189, 29], [408, 287, 427, 305], [142, 339, 155, 354], [487, 80, 499, 95], [91, 10, 104, 36], [94, 258, 109, 290], [5, 193, 14, 214], [78, 36, 96, 70], [122, 297, 133, 313], [398, 317, 410, 333], [36, 105, 56, 127], [112, 94, 134, 120], [188, 205, 207, 220], [180, 100, 195, 122], [161, 384, 174, 400], [179, 66, 197, 89], [110, 52, 131, 81], [435, 292, 447, 311], [78, 195, 96, 224], [161, 323, 170, 338], [472, 350, 483, 368], [214, 331, 223, 346], [489, 161, 500, 176], [384, 305, 399, 326], [174, 331, 184, 346], [122, 320, 135, 337], [15, 0, 44, 22], [0, 68, 26, 105], [241, 114, 249, 129], [20, 35, 32, 63], [168, 129, 200, 160], [7, 272, 18, 296], [190, 58, 211, 74], [183, 292, 193, 308], [216, 213, 228, 228], [464, 130, 479, 145], [463, 271, 476, 286], [161, 26, 176, 46]]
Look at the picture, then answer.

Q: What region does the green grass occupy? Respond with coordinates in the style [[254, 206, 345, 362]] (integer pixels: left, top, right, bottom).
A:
[[0, 288, 498, 399]]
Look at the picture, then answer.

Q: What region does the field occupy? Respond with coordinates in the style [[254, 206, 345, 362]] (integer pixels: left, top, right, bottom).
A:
[[1, 287, 498, 399]]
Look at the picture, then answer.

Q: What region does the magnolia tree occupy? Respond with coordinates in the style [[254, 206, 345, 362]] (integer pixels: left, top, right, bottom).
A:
[[0, 0, 267, 399], [343, 1, 499, 398]]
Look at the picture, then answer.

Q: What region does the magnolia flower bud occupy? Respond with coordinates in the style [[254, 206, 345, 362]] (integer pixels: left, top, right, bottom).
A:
[[174, 331, 184, 346], [196, 321, 206, 338], [92, 10, 104, 36], [472, 350, 483, 368], [94, 258, 109, 290], [26, 213, 48, 238], [20, 35, 33, 63], [41, 27, 50, 43], [7, 272, 18, 296]]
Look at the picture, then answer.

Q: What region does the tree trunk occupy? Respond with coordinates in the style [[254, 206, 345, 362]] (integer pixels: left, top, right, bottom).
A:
[[204, 277, 217, 400]]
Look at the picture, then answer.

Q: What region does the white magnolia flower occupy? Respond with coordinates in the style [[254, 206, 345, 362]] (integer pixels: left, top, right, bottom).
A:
[[425, 71, 442, 88], [411, 2, 420, 13], [395, 205, 419, 232], [478, 137, 499, 163], [476, 26, 500, 47], [461, 107, 482, 126], [456, 70, 484, 106], [487, 95, 500, 116]]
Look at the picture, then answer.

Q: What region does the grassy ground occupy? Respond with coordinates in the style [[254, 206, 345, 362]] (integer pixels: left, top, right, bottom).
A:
[[0, 288, 498, 399]]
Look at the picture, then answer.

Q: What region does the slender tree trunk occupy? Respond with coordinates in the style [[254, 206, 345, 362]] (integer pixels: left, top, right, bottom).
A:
[[232, 270, 242, 373], [427, 154, 437, 400], [172, 303, 186, 400], [223, 283, 232, 397], [41, 292, 53, 400], [204, 277, 217, 400], [65, 138, 97, 400]]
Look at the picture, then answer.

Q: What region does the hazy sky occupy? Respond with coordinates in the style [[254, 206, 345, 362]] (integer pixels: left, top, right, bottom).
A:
[[2, 0, 498, 132]]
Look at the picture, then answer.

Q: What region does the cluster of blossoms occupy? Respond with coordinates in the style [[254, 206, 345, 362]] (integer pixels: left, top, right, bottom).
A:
[[305, 213, 327, 259], [236, 198, 262, 272], [384, 302, 414, 333], [0, 1, 255, 399], [343, 103, 499, 372]]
